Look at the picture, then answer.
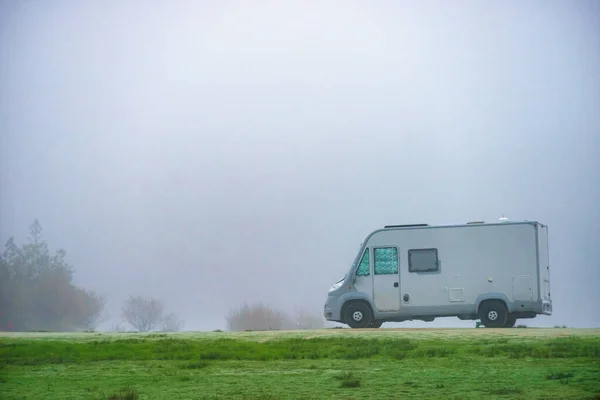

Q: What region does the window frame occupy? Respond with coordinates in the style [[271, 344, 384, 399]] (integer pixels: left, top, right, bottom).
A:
[[408, 248, 440, 274], [355, 247, 371, 277], [373, 246, 400, 276]]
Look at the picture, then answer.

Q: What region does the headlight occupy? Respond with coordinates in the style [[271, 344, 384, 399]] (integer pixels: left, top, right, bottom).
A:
[[329, 281, 344, 292]]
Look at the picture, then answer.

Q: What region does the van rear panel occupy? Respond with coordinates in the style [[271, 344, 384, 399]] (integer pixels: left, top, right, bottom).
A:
[[537, 224, 552, 313]]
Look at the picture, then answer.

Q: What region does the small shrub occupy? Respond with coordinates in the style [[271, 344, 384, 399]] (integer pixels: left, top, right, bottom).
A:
[[181, 361, 210, 369], [414, 347, 455, 358], [106, 387, 139, 400], [546, 371, 575, 382], [334, 371, 361, 388], [340, 376, 361, 388], [487, 387, 523, 395], [516, 324, 528, 328], [200, 352, 222, 360]]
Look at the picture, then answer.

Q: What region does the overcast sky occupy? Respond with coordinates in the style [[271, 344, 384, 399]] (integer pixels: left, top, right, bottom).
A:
[[1, 0, 599, 330]]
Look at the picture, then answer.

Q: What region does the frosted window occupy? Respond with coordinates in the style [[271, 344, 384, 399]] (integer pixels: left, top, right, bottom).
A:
[[409, 248, 439, 273], [356, 249, 370, 276], [374, 247, 398, 275]]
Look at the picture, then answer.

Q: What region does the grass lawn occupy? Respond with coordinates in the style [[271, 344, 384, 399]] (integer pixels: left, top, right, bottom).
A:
[[1, 328, 599, 399]]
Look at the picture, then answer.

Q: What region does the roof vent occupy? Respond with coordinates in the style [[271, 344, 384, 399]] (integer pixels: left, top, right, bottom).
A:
[[384, 224, 429, 228], [498, 215, 510, 222]]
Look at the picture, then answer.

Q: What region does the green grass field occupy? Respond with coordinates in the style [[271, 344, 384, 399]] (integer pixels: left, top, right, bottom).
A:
[[1, 328, 599, 399]]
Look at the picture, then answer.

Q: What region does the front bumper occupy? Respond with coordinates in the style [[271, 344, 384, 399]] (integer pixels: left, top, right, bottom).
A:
[[324, 294, 343, 322]]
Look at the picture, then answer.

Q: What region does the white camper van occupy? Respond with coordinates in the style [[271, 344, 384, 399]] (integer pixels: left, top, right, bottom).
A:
[[324, 220, 552, 328]]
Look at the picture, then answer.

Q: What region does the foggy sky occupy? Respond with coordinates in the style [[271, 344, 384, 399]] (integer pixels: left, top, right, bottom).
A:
[[1, 0, 599, 330]]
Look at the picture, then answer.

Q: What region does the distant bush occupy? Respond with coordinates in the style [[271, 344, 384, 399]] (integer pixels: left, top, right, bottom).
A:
[[516, 324, 528, 328], [226, 303, 287, 332], [225, 303, 324, 332]]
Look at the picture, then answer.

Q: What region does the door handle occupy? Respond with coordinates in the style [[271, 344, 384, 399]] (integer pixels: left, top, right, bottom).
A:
[[394, 282, 399, 287]]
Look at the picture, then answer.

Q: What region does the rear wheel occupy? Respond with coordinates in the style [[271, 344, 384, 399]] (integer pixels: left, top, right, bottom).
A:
[[503, 314, 517, 328], [344, 302, 373, 329], [479, 300, 508, 328]]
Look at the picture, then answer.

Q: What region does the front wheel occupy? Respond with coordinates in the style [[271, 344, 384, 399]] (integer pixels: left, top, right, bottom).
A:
[[479, 300, 508, 328], [344, 302, 373, 329], [369, 320, 383, 328]]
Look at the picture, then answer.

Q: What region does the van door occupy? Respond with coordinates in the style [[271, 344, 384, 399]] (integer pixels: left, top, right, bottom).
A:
[[372, 247, 401, 312]]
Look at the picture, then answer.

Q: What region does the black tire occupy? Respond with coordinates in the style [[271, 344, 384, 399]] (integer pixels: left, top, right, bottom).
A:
[[478, 300, 508, 328], [503, 314, 517, 328], [344, 301, 373, 329], [369, 320, 383, 328]]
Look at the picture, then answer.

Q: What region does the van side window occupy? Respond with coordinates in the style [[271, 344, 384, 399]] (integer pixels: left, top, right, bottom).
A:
[[356, 248, 370, 276], [374, 247, 399, 275], [408, 248, 439, 273]]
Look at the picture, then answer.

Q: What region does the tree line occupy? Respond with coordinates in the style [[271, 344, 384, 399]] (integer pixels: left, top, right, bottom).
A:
[[1, 220, 325, 332]]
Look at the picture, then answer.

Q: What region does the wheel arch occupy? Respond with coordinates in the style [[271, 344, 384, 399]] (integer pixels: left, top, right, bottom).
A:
[[341, 298, 375, 324], [475, 293, 511, 314]]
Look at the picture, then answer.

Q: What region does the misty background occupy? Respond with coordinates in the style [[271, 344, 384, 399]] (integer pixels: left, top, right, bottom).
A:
[[1, 0, 599, 330]]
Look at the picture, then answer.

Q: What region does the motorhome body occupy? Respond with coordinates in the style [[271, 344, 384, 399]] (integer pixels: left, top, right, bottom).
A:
[[324, 220, 552, 328]]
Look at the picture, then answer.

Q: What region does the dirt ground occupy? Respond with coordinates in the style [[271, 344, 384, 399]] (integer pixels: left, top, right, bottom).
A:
[[1, 327, 598, 342]]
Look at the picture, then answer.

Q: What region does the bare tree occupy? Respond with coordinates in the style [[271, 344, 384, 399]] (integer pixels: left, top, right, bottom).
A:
[[121, 295, 164, 332], [160, 312, 184, 332], [80, 290, 110, 331]]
